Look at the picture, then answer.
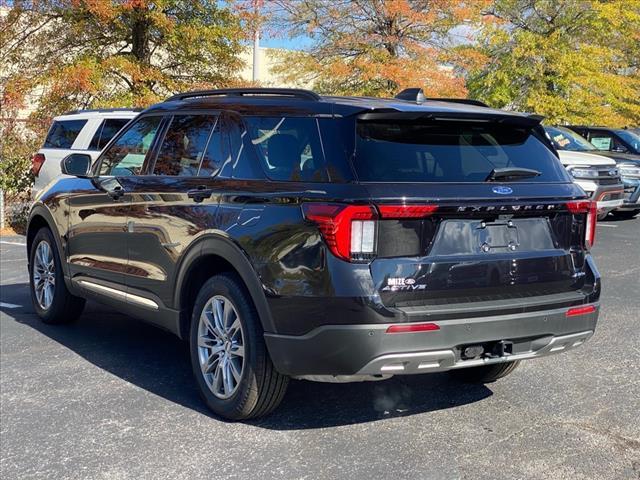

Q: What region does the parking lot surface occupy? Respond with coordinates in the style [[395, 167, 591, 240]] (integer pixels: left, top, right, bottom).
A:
[[1, 217, 639, 480]]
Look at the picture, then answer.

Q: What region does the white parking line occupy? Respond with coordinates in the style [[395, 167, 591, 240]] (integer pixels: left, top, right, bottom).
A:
[[0, 302, 21, 309], [0, 241, 27, 246], [597, 224, 618, 228]]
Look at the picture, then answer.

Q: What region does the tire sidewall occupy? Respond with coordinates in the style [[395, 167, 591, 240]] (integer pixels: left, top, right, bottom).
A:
[[189, 274, 263, 419]]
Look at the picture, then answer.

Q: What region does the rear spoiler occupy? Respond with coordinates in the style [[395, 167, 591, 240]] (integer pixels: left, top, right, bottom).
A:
[[357, 110, 545, 128]]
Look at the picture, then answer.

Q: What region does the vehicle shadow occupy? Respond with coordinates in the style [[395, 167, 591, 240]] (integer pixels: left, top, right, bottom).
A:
[[1, 282, 493, 430]]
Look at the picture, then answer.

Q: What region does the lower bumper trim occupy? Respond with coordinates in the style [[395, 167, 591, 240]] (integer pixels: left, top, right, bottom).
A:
[[356, 330, 593, 375]]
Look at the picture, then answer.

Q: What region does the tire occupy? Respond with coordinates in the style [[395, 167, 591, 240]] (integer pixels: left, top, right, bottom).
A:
[[611, 209, 639, 220], [597, 211, 609, 221], [189, 273, 288, 420], [448, 361, 520, 384], [29, 227, 85, 324]]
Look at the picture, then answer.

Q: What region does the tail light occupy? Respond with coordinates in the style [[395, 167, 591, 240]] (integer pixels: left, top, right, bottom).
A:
[[302, 203, 438, 262], [567, 200, 597, 248], [31, 153, 45, 176]]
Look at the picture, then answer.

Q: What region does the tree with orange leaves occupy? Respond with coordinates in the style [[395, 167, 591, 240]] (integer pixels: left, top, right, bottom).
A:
[[270, 0, 489, 97], [1, 0, 245, 123]]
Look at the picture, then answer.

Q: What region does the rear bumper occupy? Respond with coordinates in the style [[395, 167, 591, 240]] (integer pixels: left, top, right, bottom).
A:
[[265, 304, 599, 376]]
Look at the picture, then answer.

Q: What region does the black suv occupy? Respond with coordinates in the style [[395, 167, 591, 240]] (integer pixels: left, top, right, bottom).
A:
[[27, 88, 601, 420]]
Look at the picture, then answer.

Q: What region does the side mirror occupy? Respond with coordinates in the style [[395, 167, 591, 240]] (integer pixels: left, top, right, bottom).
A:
[[60, 153, 92, 178]]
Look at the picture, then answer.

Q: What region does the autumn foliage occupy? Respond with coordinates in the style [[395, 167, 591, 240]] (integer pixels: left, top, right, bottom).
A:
[[1, 0, 245, 125], [271, 0, 491, 97]]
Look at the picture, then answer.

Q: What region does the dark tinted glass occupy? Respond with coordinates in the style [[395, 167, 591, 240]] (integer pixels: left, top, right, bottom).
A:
[[99, 116, 162, 176], [353, 121, 567, 183], [89, 118, 131, 150], [244, 116, 328, 182], [545, 126, 596, 151], [198, 120, 224, 176], [154, 115, 216, 176], [43, 120, 87, 149], [225, 116, 263, 179]]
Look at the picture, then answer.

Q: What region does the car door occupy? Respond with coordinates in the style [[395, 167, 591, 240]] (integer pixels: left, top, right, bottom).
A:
[[66, 115, 164, 292], [121, 112, 225, 309]]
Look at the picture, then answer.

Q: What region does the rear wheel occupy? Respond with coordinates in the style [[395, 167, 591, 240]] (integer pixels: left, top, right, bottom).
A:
[[448, 361, 520, 383], [29, 227, 85, 324], [597, 211, 609, 221], [611, 209, 639, 220], [189, 273, 288, 420]]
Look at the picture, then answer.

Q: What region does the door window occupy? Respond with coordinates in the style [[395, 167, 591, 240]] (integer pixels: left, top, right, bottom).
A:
[[43, 120, 87, 149], [198, 120, 224, 176], [589, 133, 614, 151], [153, 115, 218, 176], [89, 118, 132, 151], [98, 116, 162, 176]]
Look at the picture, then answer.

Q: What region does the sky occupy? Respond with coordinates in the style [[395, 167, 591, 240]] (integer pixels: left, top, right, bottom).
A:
[[259, 34, 312, 50]]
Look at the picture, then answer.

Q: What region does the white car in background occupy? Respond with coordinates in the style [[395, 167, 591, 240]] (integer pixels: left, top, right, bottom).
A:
[[31, 109, 139, 198], [545, 126, 624, 219]]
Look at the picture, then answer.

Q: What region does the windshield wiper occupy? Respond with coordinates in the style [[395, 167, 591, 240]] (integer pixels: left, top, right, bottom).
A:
[[485, 167, 541, 182]]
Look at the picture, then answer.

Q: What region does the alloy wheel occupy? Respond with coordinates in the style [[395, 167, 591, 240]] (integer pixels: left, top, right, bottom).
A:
[[33, 240, 55, 310], [197, 295, 245, 399]]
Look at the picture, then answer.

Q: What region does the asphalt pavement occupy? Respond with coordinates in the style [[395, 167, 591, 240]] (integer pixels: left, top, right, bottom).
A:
[[1, 216, 639, 479]]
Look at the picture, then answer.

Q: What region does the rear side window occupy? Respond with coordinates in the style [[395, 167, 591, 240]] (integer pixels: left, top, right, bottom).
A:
[[244, 116, 328, 182], [89, 118, 131, 151], [353, 121, 568, 183], [43, 120, 87, 149], [153, 115, 218, 176]]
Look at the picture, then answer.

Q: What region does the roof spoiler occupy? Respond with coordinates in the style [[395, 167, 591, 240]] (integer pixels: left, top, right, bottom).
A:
[[358, 110, 545, 127], [394, 88, 490, 108]]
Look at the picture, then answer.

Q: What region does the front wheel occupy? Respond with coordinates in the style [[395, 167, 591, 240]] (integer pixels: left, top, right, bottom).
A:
[[29, 227, 85, 324], [189, 273, 288, 420], [448, 361, 520, 383]]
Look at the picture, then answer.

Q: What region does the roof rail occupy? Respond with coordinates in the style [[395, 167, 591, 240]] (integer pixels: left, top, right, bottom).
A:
[[62, 107, 143, 115], [166, 88, 321, 102]]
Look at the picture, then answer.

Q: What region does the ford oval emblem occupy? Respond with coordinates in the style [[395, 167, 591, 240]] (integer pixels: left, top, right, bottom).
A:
[[492, 186, 513, 195]]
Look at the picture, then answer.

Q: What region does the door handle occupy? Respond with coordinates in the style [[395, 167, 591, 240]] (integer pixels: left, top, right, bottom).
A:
[[108, 185, 125, 200], [187, 186, 214, 203]]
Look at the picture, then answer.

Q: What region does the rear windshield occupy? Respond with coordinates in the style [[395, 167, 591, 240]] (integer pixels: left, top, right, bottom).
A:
[[354, 121, 568, 183], [43, 119, 87, 149]]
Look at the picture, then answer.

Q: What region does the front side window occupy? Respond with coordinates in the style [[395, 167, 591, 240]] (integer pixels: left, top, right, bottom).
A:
[[353, 120, 568, 183], [588, 133, 616, 151], [43, 120, 87, 149], [89, 118, 131, 151], [98, 116, 162, 176], [244, 116, 328, 182], [153, 115, 218, 176]]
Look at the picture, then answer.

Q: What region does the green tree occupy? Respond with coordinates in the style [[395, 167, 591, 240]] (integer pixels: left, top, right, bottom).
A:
[[467, 0, 640, 126], [1, 0, 245, 120]]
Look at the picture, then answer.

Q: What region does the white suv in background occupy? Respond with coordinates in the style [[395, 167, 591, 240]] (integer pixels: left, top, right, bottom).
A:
[[545, 126, 624, 219], [31, 109, 139, 197]]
